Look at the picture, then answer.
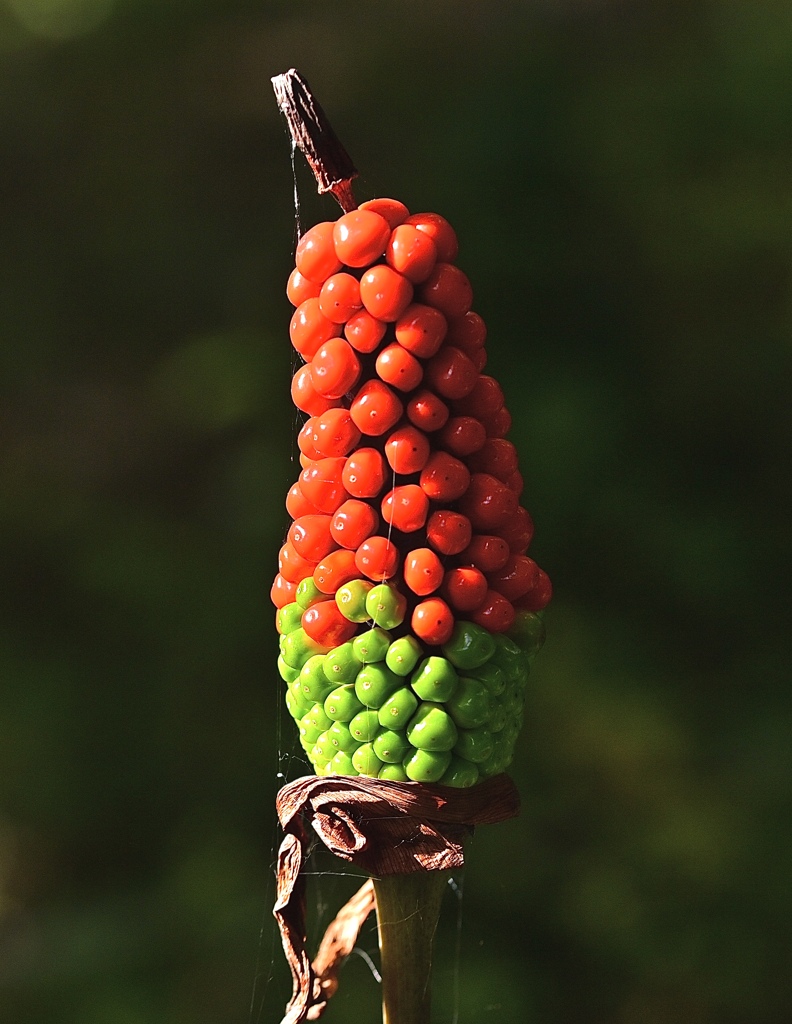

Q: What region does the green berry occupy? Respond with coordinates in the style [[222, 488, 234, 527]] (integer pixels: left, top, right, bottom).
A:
[[365, 583, 407, 630], [324, 684, 364, 722], [465, 660, 506, 696], [377, 686, 419, 729], [478, 733, 508, 777], [442, 621, 496, 670], [487, 699, 508, 734], [327, 720, 359, 754], [355, 663, 401, 708], [299, 654, 335, 703], [296, 577, 324, 610], [379, 763, 410, 782], [310, 742, 330, 768], [353, 626, 392, 664], [439, 755, 480, 789], [349, 709, 380, 743], [508, 610, 546, 661], [335, 579, 374, 622], [453, 726, 494, 764], [385, 635, 423, 677], [446, 676, 492, 729], [352, 743, 384, 777], [285, 688, 306, 720], [314, 730, 337, 761], [278, 655, 300, 684], [276, 601, 304, 635], [403, 748, 452, 783], [299, 720, 323, 747], [281, 628, 326, 670], [406, 703, 458, 752], [330, 750, 358, 775], [490, 635, 528, 685], [302, 704, 333, 734], [373, 728, 412, 764], [322, 642, 363, 685], [411, 656, 459, 702], [287, 678, 313, 717]]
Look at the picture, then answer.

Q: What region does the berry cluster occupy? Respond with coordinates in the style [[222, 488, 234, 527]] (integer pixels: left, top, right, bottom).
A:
[[272, 198, 551, 784]]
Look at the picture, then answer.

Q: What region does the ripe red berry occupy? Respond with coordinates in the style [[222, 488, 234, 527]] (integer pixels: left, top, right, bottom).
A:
[[286, 482, 321, 519], [484, 405, 512, 438], [312, 408, 361, 458], [330, 499, 380, 549], [295, 221, 342, 283], [513, 566, 552, 611], [406, 389, 449, 432], [355, 536, 400, 580], [453, 374, 504, 419], [497, 505, 535, 553], [289, 514, 337, 562], [359, 197, 410, 229], [404, 212, 459, 263], [291, 364, 342, 416], [441, 566, 488, 612], [313, 549, 360, 594], [460, 534, 510, 573], [419, 451, 470, 502], [425, 509, 472, 556], [299, 457, 349, 514], [437, 415, 487, 457], [333, 209, 391, 267], [319, 273, 363, 323], [456, 472, 518, 531], [287, 268, 321, 307], [278, 541, 317, 584], [271, 573, 297, 608], [350, 379, 404, 436], [403, 547, 445, 596], [360, 265, 414, 322], [384, 425, 431, 475], [381, 485, 429, 533], [424, 346, 479, 400], [310, 337, 362, 399], [302, 600, 357, 646], [420, 263, 473, 319], [394, 303, 447, 358], [469, 589, 515, 633], [344, 309, 387, 353], [385, 224, 438, 283], [297, 418, 323, 461], [445, 311, 486, 355], [342, 447, 387, 498], [375, 343, 424, 393], [290, 298, 342, 359], [468, 438, 519, 481], [411, 597, 455, 645]]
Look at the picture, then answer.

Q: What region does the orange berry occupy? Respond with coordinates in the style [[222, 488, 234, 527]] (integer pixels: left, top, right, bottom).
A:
[[287, 267, 321, 307], [381, 484, 429, 533], [299, 457, 349, 514], [290, 297, 342, 359], [406, 389, 449, 432], [375, 343, 424, 393], [403, 212, 459, 263], [355, 536, 400, 580], [394, 303, 447, 358], [331, 499, 380, 549], [350, 379, 404, 436], [289, 514, 337, 562], [271, 573, 297, 608], [419, 451, 470, 502], [313, 549, 360, 594], [295, 221, 342, 283], [425, 509, 472, 556], [291, 364, 342, 416], [441, 566, 488, 613], [278, 541, 317, 584], [403, 548, 445, 597], [420, 263, 473, 319], [310, 337, 361, 399], [342, 447, 387, 499], [359, 197, 410, 229], [384, 425, 431, 475], [385, 224, 438, 284], [424, 346, 478, 400], [302, 600, 357, 646], [437, 415, 487, 457], [344, 309, 388, 353], [319, 273, 363, 323], [360, 265, 414, 322], [312, 408, 362, 458], [469, 589, 515, 633], [333, 209, 391, 267], [411, 596, 455, 645]]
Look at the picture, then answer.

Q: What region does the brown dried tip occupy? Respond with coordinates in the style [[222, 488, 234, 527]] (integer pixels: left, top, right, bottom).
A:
[[271, 68, 358, 212]]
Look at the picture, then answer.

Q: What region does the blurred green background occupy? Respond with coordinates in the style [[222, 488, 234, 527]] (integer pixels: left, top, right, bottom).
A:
[[1, 1, 790, 1022]]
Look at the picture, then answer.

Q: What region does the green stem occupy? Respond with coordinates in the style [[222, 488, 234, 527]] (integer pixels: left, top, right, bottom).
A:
[[373, 871, 449, 1024]]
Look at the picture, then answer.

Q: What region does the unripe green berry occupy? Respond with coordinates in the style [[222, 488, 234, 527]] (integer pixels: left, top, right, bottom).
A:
[[324, 684, 364, 722], [278, 655, 300, 684], [355, 662, 401, 708], [403, 748, 452, 783], [373, 728, 412, 764], [296, 577, 324, 610], [454, 726, 494, 764], [277, 601, 304, 635], [464, 660, 506, 696], [442, 621, 495, 670], [379, 763, 410, 782], [352, 743, 384, 777], [299, 654, 335, 703], [377, 686, 419, 730], [330, 750, 359, 775], [302, 703, 333, 734], [446, 676, 491, 729], [365, 583, 408, 630], [327, 720, 359, 754], [335, 579, 374, 622], [349, 708, 381, 743], [385, 635, 423, 676], [281, 628, 326, 670], [353, 626, 392, 664], [406, 702, 458, 752], [410, 656, 459, 702], [322, 642, 363, 685], [439, 755, 479, 788]]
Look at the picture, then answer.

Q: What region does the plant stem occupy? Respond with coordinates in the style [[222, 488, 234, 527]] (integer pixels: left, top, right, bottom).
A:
[[373, 871, 449, 1024]]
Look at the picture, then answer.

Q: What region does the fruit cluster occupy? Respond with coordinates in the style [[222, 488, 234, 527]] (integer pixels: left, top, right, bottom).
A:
[[272, 198, 551, 785]]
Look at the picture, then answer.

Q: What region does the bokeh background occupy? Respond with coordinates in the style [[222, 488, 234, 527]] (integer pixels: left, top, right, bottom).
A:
[[1, 1, 790, 1022]]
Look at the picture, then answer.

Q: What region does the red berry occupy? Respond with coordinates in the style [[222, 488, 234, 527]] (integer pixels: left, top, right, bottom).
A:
[[420, 263, 473, 319], [403, 212, 459, 263], [425, 509, 472, 556], [333, 210, 391, 267], [287, 268, 321, 307], [403, 547, 445, 597], [468, 438, 519, 481], [302, 600, 356, 646], [312, 408, 361, 458], [360, 265, 414, 322], [290, 298, 342, 359], [359, 197, 410, 229], [342, 448, 387, 498], [445, 311, 486, 355], [424, 346, 478, 400], [381, 484, 430, 533], [375, 343, 424, 393], [310, 337, 362, 399], [299, 457, 349, 514], [385, 224, 438, 283], [411, 597, 455, 645], [460, 534, 510, 573], [419, 451, 470, 502], [344, 309, 387, 353], [469, 589, 515, 633], [331, 499, 380, 549], [319, 273, 363, 323], [295, 221, 342, 283], [437, 415, 487, 457], [291, 364, 342, 416], [457, 473, 518, 531], [507, 470, 524, 496], [313, 549, 360, 594], [355, 536, 400, 580], [484, 406, 512, 438], [286, 482, 320, 519], [394, 303, 447, 358], [441, 566, 488, 613], [497, 506, 534, 553], [453, 374, 504, 419], [278, 541, 317, 584], [406, 390, 449, 432], [350, 379, 404, 436], [512, 563, 552, 612], [486, 554, 539, 602], [271, 573, 297, 608], [384, 425, 431, 475], [289, 514, 337, 562], [297, 418, 323, 461]]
